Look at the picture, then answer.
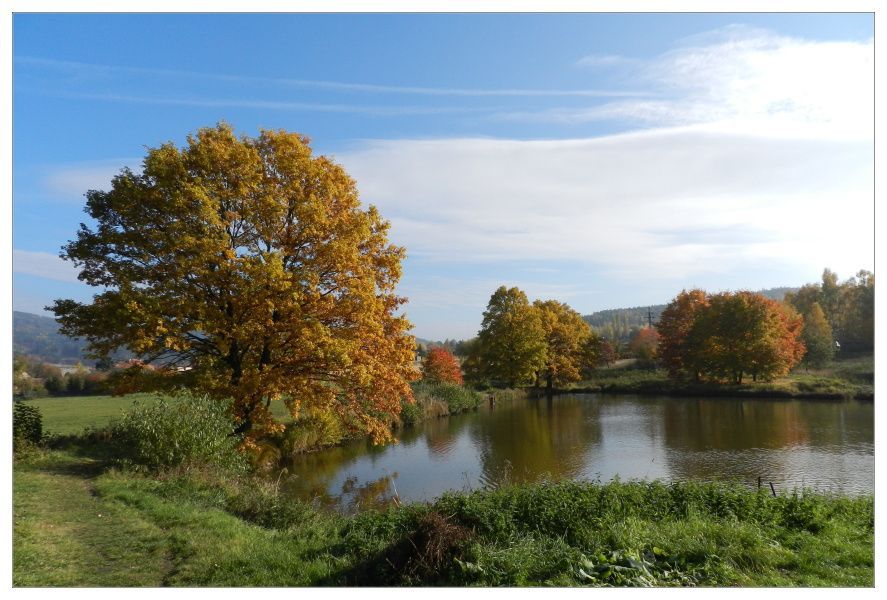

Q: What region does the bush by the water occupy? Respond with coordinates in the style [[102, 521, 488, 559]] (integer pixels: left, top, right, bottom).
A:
[[401, 382, 484, 426], [13, 401, 43, 448], [279, 408, 347, 455], [111, 393, 246, 472]]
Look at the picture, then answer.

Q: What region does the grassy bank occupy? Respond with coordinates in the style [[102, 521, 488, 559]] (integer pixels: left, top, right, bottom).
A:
[[24, 382, 506, 451], [568, 354, 873, 400], [400, 382, 525, 427], [14, 444, 873, 587]]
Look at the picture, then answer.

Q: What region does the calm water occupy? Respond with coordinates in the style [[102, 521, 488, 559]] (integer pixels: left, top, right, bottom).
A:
[[282, 394, 874, 512]]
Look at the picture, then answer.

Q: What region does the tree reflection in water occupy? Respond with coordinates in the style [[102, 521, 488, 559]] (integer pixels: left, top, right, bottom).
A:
[[277, 395, 873, 510], [469, 396, 602, 487]]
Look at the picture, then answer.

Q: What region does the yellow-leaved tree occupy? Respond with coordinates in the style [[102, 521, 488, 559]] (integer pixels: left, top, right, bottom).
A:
[[50, 124, 416, 444]]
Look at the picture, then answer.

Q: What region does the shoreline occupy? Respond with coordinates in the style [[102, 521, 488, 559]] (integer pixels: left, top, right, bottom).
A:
[[543, 385, 874, 402]]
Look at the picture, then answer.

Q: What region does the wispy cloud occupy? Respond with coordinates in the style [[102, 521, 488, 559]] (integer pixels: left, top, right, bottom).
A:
[[575, 54, 639, 69], [22, 89, 489, 117], [16, 56, 647, 99], [13, 250, 81, 284], [513, 27, 873, 140], [42, 158, 141, 199]]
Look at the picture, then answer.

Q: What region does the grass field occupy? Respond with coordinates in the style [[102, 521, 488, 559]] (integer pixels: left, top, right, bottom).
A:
[[574, 354, 874, 399], [24, 393, 294, 436], [13, 446, 874, 587]]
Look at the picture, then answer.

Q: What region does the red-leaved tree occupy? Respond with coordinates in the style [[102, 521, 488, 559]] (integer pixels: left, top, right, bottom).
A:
[[422, 347, 463, 385]]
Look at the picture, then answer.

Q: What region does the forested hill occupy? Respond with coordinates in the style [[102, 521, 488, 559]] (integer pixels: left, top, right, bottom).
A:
[[13, 311, 86, 364], [582, 287, 797, 344]]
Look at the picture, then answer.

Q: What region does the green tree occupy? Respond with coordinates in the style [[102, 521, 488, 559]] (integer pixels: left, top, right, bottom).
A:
[[786, 268, 874, 352], [50, 124, 416, 444], [802, 302, 834, 369], [472, 287, 546, 388]]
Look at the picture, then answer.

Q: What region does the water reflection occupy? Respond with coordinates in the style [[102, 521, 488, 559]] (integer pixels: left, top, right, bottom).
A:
[[280, 394, 873, 511], [469, 396, 601, 486]]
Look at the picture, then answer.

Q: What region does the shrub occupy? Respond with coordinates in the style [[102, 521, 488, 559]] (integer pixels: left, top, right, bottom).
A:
[[279, 408, 346, 456], [13, 402, 43, 448], [411, 381, 482, 415], [112, 393, 246, 472], [399, 398, 423, 426]]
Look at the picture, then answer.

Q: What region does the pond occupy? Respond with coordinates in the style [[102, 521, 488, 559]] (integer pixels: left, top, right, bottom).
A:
[[281, 394, 874, 513]]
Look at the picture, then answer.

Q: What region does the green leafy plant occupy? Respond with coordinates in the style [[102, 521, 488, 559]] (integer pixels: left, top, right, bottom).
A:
[[111, 393, 246, 472], [13, 402, 43, 448]]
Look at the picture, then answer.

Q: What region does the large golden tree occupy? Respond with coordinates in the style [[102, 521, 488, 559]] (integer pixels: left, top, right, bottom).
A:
[[51, 124, 416, 443]]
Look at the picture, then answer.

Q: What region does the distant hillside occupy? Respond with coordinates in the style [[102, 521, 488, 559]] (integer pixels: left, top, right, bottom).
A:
[[13, 311, 86, 364]]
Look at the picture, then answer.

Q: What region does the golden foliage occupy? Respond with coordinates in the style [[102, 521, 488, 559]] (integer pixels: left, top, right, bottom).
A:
[[51, 124, 416, 443]]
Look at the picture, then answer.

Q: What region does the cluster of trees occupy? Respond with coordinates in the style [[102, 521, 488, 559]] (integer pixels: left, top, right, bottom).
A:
[[657, 290, 806, 384], [13, 355, 110, 398], [582, 288, 794, 354], [463, 286, 602, 391], [584, 306, 664, 353], [784, 269, 874, 353], [416, 338, 473, 358]]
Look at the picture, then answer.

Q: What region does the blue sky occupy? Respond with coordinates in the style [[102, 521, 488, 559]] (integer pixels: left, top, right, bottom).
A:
[[12, 13, 874, 339]]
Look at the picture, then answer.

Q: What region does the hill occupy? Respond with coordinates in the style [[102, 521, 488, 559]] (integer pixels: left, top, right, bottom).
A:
[[13, 311, 87, 364]]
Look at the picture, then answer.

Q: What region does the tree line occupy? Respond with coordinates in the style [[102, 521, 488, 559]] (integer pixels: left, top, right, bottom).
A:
[[783, 269, 874, 353], [13, 355, 110, 398]]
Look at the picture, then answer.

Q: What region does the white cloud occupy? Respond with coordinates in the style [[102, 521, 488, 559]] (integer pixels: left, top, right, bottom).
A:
[[338, 126, 872, 282], [43, 159, 139, 200], [518, 27, 873, 140], [13, 250, 81, 283], [575, 54, 639, 69]]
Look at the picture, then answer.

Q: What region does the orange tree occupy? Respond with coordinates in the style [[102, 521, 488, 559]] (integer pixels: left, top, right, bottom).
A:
[[629, 326, 660, 366], [422, 347, 463, 385], [50, 124, 416, 444], [656, 289, 709, 380], [681, 291, 804, 384]]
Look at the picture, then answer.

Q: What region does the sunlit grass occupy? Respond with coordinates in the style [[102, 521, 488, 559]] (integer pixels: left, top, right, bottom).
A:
[[13, 447, 873, 587]]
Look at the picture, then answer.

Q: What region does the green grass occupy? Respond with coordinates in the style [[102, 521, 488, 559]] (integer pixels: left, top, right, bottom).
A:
[[24, 393, 294, 436], [573, 354, 873, 400], [13, 445, 874, 587], [24, 393, 165, 436]]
